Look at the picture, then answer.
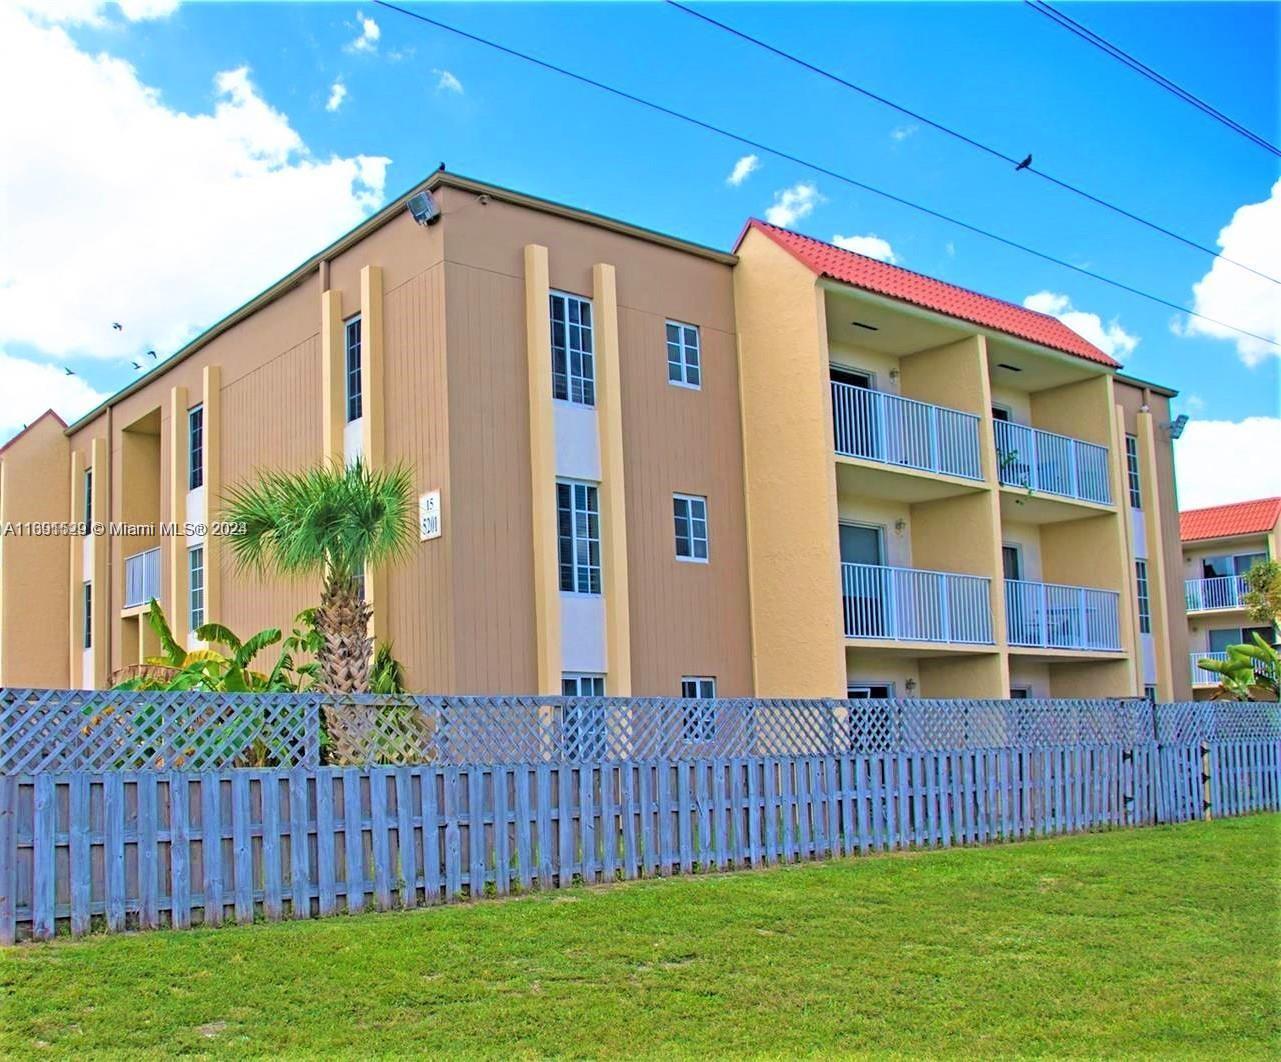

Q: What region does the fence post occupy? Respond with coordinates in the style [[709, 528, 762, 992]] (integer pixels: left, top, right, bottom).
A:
[[0, 774, 16, 945]]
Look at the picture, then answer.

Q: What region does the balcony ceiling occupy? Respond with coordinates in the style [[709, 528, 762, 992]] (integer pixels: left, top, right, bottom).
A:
[[825, 287, 965, 356], [999, 489, 1113, 525]]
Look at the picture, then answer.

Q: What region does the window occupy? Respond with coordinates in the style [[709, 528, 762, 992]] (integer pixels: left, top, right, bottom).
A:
[[562, 673, 605, 697], [847, 684, 893, 698], [82, 468, 92, 524], [188, 404, 204, 490], [188, 547, 205, 631], [1001, 545, 1022, 581], [557, 481, 601, 594], [1144, 685, 1157, 704], [1201, 552, 1267, 579], [673, 494, 708, 562], [1135, 559, 1151, 634], [666, 321, 701, 388], [345, 315, 363, 422], [82, 582, 92, 649], [1009, 688, 1030, 699], [561, 673, 606, 760], [990, 406, 1011, 422], [680, 676, 717, 743], [549, 292, 594, 405], [1124, 434, 1141, 509]]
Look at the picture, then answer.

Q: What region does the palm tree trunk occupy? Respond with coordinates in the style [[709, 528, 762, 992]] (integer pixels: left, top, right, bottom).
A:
[[315, 577, 373, 693], [315, 576, 376, 764]]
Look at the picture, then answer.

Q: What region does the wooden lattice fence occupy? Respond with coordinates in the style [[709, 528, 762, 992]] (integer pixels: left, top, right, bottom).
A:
[[0, 692, 1277, 942]]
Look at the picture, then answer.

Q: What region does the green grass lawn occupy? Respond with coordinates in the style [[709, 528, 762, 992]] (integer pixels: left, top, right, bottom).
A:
[[3, 816, 1278, 1058]]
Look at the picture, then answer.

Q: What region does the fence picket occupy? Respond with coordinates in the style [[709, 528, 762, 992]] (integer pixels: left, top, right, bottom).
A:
[[0, 775, 15, 944], [343, 769, 366, 913], [137, 772, 160, 930], [467, 767, 486, 898], [170, 773, 191, 930], [395, 768, 416, 907], [289, 769, 310, 919], [69, 774, 90, 937], [202, 771, 224, 925], [493, 766, 511, 897], [423, 766, 443, 903], [261, 772, 283, 922], [315, 769, 336, 916], [231, 771, 252, 923], [32, 774, 55, 940]]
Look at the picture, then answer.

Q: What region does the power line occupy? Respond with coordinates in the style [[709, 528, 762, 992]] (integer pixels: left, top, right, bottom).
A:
[[666, 0, 1280, 287], [371, 0, 1280, 352], [1026, 1, 1281, 158]]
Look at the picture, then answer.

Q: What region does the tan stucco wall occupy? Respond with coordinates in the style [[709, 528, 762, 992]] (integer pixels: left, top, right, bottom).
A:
[[0, 415, 71, 686], [734, 228, 844, 697]]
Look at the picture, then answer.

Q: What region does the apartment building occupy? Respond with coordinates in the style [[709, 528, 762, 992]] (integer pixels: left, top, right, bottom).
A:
[[1181, 497, 1280, 698], [0, 170, 1188, 700]]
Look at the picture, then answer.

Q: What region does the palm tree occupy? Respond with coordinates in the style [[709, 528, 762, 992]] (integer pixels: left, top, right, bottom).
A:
[[223, 460, 416, 693]]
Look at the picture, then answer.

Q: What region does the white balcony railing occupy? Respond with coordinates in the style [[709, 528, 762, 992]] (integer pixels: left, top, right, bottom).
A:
[[994, 420, 1112, 505], [841, 562, 994, 644], [831, 382, 983, 481], [1190, 650, 1275, 686], [1185, 575, 1248, 611], [123, 547, 161, 609], [1005, 579, 1122, 651]]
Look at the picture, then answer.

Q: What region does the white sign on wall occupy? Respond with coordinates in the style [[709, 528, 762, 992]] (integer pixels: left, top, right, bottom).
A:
[[419, 489, 441, 541]]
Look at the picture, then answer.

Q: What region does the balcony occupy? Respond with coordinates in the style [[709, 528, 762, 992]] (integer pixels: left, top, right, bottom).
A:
[[1185, 575, 1248, 612], [1005, 579, 1122, 651], [123, 547, 161, 609], [994, 421, 1112, 506], [1190, 650, 1274, 687], [831, 382, 983, 481], [841, 562, 994, 644]]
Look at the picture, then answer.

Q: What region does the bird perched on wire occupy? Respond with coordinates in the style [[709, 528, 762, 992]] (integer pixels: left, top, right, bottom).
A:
[[111, 322, 123, 331], [1015, 154, 1032, 171]]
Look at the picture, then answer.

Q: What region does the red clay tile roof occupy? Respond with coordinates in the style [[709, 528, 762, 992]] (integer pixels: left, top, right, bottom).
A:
[[1180, 497, 1281, 542], [739, 219, 1120, 369]]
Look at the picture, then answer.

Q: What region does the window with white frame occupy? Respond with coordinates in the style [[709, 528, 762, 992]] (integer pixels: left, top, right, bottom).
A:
[[549, 292, 595, 405], [673, 494, 708, 562], [188, 546, 205, 631], [557, 481, 601, 594], [83, 468, 93, 524], [345, 315, 363, 423], [666, 321, 701, 388], [1124, 434, 1141, 509], [1144, 685, 1157, 703], [680, 676, 717, 742], [188, 404, 204, 490], [561, 673, 606, 760], [1135, 559, 1151, 634], [82, 582, 92, 649]]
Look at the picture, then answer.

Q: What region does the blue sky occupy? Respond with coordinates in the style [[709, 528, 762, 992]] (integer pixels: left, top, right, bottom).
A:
[[2, 1, 1278, 506]]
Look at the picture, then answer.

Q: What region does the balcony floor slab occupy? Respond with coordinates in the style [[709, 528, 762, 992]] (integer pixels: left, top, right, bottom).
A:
[[998, 487, 1114, 525], [836, 456, 987, 504], [1007, 645, 1126, 662], [844, 638, 998, 658]]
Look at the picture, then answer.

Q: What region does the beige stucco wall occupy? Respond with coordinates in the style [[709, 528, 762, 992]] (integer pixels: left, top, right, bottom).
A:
[[0, 415, 71, 687]]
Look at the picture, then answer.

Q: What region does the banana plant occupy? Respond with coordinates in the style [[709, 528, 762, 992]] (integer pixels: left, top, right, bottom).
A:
[[1199, 633, 1279, 702]]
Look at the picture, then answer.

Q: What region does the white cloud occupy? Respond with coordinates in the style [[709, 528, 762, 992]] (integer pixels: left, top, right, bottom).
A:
[[0, 352, 107, 440], [832, 233, 898, 263], [945, 241, 956, 258], [1180, 179, 1281, 366], [726, 154, 760, 187], [890, 124, 917, 142], [0, 6, 389, 362], [1174, 417, 1281, 509], [347, 11, 380, 54], [433, 68, 463, 94], [326, 79, 347, 112], [16, 0, 178, 24], [764, 182, 820, 228], [1022, 291, 1139, 362]]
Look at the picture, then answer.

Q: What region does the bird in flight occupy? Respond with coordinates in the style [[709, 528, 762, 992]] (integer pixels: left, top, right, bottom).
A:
[[64, 367, 76, 376], [147, 350, 158, 359], [132, 361, 142, 370], [111, 322, 123, 331], [1015, 154, 1032, 171]]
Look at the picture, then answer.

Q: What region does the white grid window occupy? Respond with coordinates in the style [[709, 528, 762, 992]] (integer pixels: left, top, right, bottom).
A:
[[561, 673, 606, 760], [1136, 559, 1151, 634], [673, 494, 708, 562], [188, 546, 205, 631], [550, 292, 595, 406], [680, 676, 717, 743], [557, 481, 601, 594], [1124, 434, 1141, 509], [345, 315, 363, 423], [188, 404, 204, 490], [666, 321, 701, 388]]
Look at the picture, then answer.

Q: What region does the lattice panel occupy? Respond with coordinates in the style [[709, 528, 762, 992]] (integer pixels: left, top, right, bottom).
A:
[[0, 689, 320, 773], [4, 688, 1276, 772]]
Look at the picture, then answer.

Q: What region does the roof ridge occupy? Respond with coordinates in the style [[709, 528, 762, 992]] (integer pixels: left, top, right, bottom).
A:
[[1181, 496, 1281, 515]]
